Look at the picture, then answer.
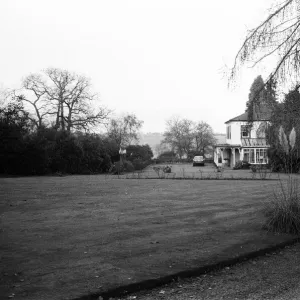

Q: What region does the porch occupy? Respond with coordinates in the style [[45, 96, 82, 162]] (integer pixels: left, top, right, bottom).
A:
[[214, 144, 241, 168], [214, 144, 269, 168]]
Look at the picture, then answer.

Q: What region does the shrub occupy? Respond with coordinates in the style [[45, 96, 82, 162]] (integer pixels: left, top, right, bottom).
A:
[[233, 160, 243, 170], [131, 158, 152, 171], [111, 160, 135, 174], [264, 177, 300, 234], [123, 160, 135, 172], [163, 165, 172, 173]]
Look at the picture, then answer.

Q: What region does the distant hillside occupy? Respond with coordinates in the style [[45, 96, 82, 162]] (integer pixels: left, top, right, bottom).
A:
[[138, 132, 226, 157]]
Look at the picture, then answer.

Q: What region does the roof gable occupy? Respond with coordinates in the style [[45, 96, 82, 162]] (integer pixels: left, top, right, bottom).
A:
[[225, 105, 272, 124]]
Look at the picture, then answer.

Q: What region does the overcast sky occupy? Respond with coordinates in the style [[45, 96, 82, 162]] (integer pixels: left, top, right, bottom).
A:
[[0, 0, 275, 133]]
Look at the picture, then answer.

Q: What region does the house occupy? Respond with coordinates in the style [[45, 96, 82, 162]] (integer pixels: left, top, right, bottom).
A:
[[214, 106, 271, 168]]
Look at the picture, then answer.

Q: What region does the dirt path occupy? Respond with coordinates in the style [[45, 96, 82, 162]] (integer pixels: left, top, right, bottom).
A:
[[121, 242, 300, 300]]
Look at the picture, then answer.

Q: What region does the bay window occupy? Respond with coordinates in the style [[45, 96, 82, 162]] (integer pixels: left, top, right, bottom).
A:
[[243, 148, 268, 164]]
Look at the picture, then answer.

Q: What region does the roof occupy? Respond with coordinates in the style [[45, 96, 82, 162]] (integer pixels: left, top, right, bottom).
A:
[[225, 105, 272, 124], [225, 112, 248, 123]]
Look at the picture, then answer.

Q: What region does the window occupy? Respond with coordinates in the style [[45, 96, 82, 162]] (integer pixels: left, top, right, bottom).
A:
[[243, 148, 268, 164], [256, 149, 267, 163], [241, 125, 251, 138], [226, 125, 231, 139], [250, 149, 255, 163], [243, 149, 249, 162]]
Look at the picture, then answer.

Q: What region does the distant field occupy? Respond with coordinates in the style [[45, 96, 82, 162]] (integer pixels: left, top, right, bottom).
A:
[[0, 175, 294, 300]]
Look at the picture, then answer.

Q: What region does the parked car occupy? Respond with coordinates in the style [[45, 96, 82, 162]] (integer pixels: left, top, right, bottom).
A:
[[193, 156, 205, 167]]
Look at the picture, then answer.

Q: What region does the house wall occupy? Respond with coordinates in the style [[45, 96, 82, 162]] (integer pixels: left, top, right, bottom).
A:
[[226, 121, 266, 145]]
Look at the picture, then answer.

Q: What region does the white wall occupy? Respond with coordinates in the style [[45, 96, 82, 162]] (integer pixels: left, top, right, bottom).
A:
[[225, 121, 266, 145]]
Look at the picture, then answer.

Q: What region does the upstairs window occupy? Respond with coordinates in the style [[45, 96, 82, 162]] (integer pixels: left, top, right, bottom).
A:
[[226, 125, 231, 139], [241, 125, 251, 138]]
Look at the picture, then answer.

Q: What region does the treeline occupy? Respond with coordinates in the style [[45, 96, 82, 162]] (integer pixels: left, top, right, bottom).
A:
[[0, 68, 153, 175], [0, 101, 153, 175]]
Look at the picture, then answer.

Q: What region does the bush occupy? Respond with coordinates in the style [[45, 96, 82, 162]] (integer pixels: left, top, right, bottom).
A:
[[111, 160, 135, 174], [123, 160, 135, 172], [264, 177, 300, 234], [131, 158, 151, 171], [163, 165, 172, 173], [233, 160, 243, 170]]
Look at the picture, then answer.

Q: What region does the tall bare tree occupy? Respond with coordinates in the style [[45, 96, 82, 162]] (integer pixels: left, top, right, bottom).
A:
[[230, 0, 300, 86], [17, 68, 110, 131]]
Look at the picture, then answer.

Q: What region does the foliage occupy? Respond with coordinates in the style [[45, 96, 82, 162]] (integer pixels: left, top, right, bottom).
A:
[[163, 165, 172, 173], [111, 160, 135, 174], [230, 0, 300, 86], [193, 121, 217, 154], [131, 158, 152, 171], [0, 68, 145, 176], [266, 86, 300, 173], [157, 151, 177, 163], [107, 114, 143, 148], [246, 75, 278, 124], [264, 126, 300, 234], [233, 160, 243, 170], [162, 117, 194, 158], [126, 144, 153, 162], [0, 104, 116, 175], [264, 176, 300, 234], [0, 101, 33, 174]]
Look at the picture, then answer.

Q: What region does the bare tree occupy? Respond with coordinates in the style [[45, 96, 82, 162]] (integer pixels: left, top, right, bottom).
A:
[[16, 74, 53, 128], [194, 121, 217, 154], [17, 68, 110, 131], [163, 117, 217, 158], [107, 114, 143, 148], [230, 0, 300, 86], [163, 117, 195, 158]]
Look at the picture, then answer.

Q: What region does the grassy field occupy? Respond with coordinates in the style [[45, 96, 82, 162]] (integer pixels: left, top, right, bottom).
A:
[[0, 172, 296, 300]]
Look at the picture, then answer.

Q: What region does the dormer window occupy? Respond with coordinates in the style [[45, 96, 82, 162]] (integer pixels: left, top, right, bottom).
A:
[[241, 125, 250, 138]]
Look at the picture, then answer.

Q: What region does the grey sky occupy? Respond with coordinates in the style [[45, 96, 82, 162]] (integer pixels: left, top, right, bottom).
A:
[[0, 0, 274, 133]]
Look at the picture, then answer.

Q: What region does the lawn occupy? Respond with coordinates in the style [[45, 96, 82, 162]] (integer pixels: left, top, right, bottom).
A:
[[0, 173, 295, 300]]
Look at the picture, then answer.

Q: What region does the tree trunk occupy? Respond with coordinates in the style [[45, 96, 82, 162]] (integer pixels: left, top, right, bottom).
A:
[[60, 96, 65, 131], [55, 100, 60, 129]]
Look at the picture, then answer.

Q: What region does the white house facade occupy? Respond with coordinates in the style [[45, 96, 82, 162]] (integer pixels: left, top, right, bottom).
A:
[[214, 110, 270, 168]]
